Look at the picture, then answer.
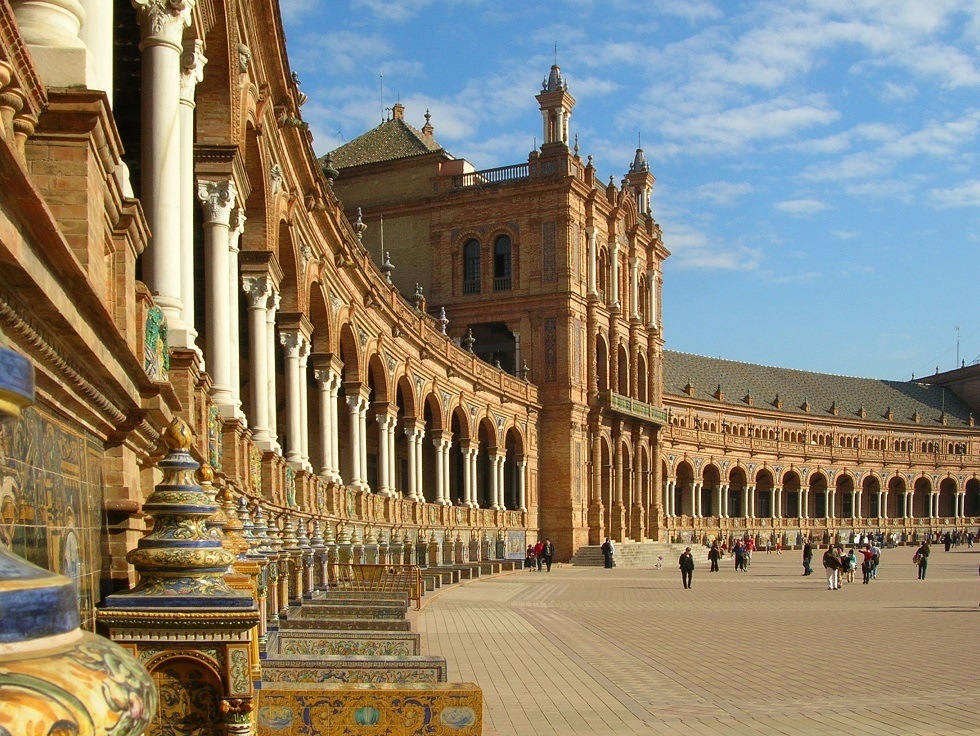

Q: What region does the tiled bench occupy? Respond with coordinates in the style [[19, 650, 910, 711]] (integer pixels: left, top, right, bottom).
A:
[[268, 630, 421, 658], [257, 682, 482, 735], [261, 654, 447, 685]]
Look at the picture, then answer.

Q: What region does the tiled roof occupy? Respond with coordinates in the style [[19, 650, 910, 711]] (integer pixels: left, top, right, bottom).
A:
[[663, 350, 974, 428], [327, 117, 444, 169]]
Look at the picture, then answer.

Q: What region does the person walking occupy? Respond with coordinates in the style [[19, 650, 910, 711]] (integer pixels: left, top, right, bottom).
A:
[[541, 538, 555, 572], [823, 545, 842, 590], [870, 541, 881, 579], [600, 537, 615, 568], [679, 547, 695, 589], [707, 541, 720, 572], [802, 538, 814, 575], [524, 544, 535, 571], [733, 540, 746, 571], [859, 545, 874, 584], [533, 540, 544, 571], [914, 540, 930, 580]]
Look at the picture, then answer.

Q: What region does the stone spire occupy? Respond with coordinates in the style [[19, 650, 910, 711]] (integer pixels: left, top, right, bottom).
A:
[[535, 61, 575, 147]]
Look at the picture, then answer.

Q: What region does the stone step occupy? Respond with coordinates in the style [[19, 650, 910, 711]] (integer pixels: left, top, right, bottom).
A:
[[571, 541, 711, 567]]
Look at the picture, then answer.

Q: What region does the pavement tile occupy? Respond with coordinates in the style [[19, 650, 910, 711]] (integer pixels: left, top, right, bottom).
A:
[[417, 546, 980, 735]]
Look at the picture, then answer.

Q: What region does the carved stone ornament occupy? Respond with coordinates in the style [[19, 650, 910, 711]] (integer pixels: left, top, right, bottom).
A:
[[179, 39, 207, 102], [243, 275, 273, 308], [236, 43, 251, 74], [132, 0, 196, 45], [197, 179, 238, 226]]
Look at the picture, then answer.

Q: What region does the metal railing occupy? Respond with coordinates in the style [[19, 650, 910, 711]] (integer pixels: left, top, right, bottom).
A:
[[336, 564, 423, 609]]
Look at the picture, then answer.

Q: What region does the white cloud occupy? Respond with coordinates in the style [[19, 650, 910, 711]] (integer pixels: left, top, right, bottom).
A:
[[832, 230, 859, 239], [930, 179, 980, 207], [662, 223, 763, 270], [685, 181, 754, 206], [661, 97, 840, 152], [279, 0, 321, 24], [774, 198, 828, 216]]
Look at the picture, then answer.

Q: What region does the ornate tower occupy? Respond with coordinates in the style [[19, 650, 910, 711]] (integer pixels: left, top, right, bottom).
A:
[[535, 63, 575, 148], [626, 146, 656, 216]]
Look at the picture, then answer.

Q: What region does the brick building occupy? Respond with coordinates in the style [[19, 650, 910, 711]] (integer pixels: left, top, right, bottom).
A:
[[331, 66, 670, 559]]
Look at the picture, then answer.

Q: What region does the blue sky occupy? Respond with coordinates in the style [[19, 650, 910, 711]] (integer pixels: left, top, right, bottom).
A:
[[280, 0, 980, 381]]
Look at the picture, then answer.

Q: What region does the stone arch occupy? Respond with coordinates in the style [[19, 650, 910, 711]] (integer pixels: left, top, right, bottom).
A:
[[861, 474, 882, 518], [938, 476, 958, 518], [475, 415, 499, 508], [448, 404, 474, 507], [675, 459, 695, 517], [835, 472, 855, 518], [617, 343, 629, 395], [965, 477, 980, 516], [240, 124, 269, 253], [276, 218, 302, 314], [755, 468, 775, 518], [337, 323, 361, 384], [912, 476, 932, 518], [636, 351, 648, 403], [702, 463, 721, 518], [146, 656, 223, 735], [809, 471, 828, 518], [728, 465, 747, 517], [595, 333, 609, 394], [782, 470, 802, 518], [887, 474, 906, 517], [503, 425, 525, 510]]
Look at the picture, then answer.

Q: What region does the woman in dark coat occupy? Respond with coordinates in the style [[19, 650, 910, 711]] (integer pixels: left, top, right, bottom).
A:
[[679, 547, 695, 588], [707, 541, 720, 572]]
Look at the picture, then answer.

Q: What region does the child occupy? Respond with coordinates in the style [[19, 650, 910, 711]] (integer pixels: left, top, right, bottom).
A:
[[845, 549, 857, 583], [655, 555, 664, 570]]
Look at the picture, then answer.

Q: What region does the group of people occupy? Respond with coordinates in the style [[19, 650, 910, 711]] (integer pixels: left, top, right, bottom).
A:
[[817, 542, 882, 589], [705, 538, 755, 572], [524, 538, 555, 572], [939, 529, 974, 551]]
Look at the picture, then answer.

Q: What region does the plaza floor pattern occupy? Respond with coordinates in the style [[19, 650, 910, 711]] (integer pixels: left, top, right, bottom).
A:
[[413, 546, 980, 736]]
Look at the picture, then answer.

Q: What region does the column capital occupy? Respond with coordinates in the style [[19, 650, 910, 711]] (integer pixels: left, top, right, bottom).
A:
[[132, 0, 195, 48], [279, 330, 307, 357], [179, 38, 207, 103], [242, 274, 272, 308], [197, 179, 238, 226], [230, 207, 247, 239], [313, 366, 339, 388]]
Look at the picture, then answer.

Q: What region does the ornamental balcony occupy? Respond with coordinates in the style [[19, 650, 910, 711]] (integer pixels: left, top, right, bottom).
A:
[[601, 390, 667, 426]]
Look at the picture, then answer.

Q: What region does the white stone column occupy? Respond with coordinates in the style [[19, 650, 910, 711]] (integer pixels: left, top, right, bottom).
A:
[[879, 489, 886, 519], [435, 437, 451, 505], [174, 39, 205, 350], [629, 257, 640, 320], [415, 426, 425, 500], [297, 340, 311, 471], [79, 0, 113, 97], [11, 0, 88, 87], [133, 0, 194, 334], [266, 292, 281, 452], [358, 398, 369, 491], [376, 410, 396, 497], [517, 458, 527, 512], [346, 395, 363, 490], [852, 488, 859, 518], [243, 275, 272, 449], [720, 484, 729, 519], [279, 331, 307, 468], [609, 239, 620, 308], [773, 486, 782, 519], [747, 485, 755, 518], [825, 490, 833, 520], [693, 482, 702, 518], [495, 454, 506, 510], [227, 208, 245, 418], [405, 425, 421, 501], [798, 488, 805, 518], [198, 179, 238, 415], [314, 369, 343, 483], [586, 226, 597, 296]]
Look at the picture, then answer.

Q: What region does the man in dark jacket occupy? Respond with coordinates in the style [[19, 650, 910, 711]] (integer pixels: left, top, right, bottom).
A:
[[802, 538, 814, 576], [679, 547, 695, 589], [542, 538, 555, 572]]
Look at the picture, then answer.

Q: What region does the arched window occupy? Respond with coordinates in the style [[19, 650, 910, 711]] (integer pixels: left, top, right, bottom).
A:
[[493, 235, 512, 290], [463, 239, 480, 294]]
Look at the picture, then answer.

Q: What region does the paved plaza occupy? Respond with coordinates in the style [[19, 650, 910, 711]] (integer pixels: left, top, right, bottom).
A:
[[413, 546, 980, 736]]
